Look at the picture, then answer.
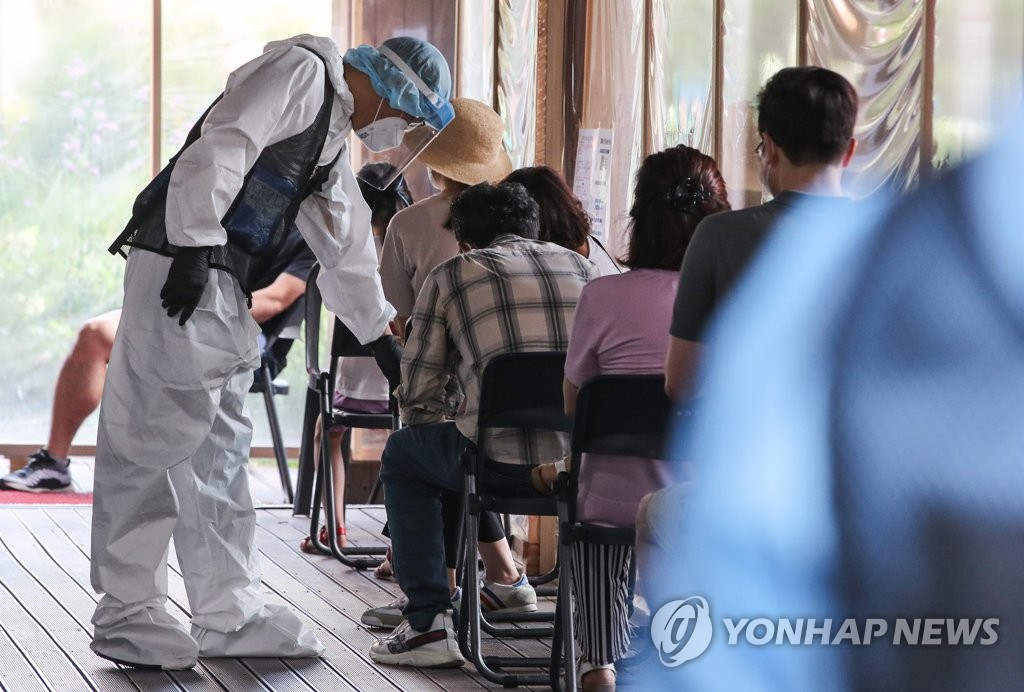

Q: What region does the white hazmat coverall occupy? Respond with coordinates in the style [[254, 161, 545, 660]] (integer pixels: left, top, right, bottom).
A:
[[90, 35, 394, 669]]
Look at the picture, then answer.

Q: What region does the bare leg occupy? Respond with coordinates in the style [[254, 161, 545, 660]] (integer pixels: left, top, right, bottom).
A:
[[328, 426, 349, 539], [446, 539, 518, 594], [49, 310, 120, 460], [311, 418, 348, 546], [478, 538, 520, 585]]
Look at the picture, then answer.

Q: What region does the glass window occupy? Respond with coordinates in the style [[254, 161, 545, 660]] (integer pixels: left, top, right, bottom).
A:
[[497, 0, 539, 170], [933, 0, 1024, 170], [721, 0, 798, 208], [651, 0, 715, 155], [161, 1, 333, 165], [579, 0, 645, 256], [161, 1, 332, 449], [808, 0, 924, 196], [457, 0, 496, 104], [0, 1, 151, 444]]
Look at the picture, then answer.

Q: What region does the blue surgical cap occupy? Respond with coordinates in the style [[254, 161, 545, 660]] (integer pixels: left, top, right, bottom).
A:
[[344, 37, 454, 131]]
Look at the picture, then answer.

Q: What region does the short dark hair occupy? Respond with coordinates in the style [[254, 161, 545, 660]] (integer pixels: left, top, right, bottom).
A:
[[449, 182, 540, 248], [756, 66, 858, 166], [625, 145, 730, 270], [502, 166, 591, 251], [356, 163, 413, 234]]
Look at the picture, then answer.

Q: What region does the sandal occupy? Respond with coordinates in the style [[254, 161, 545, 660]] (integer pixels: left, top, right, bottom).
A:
[[299, 525, 346, 554], [373, 546, 396, 581]]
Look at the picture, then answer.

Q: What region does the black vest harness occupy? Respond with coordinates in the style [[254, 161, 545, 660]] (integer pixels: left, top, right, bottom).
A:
[[109, 48, 339, 295]]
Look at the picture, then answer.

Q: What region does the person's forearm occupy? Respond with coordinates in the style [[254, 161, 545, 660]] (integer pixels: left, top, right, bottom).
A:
[[250, 295, 288, 324], [250, 272, 306, 325], [665, 336, 703, 401], [563, 377, 579, 417]]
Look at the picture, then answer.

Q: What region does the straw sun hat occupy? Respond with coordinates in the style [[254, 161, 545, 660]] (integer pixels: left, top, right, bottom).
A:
[[417, 97, 513, 185]]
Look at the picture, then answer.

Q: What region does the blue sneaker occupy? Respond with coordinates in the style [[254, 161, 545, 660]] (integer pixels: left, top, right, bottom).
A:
[[1, 449, 71, 492]]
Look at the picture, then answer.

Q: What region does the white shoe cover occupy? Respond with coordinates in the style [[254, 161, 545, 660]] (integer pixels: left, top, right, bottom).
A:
[[91, 607, 199, 670], [193, 604, 325, 658]]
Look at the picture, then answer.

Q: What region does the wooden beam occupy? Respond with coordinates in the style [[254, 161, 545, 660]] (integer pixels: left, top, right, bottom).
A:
[[920, 0, 936, 180], [493, 0, 502, 112], [642, 0, 654, 156], [798, 0, 809, 67], [536, 0, 548, 166], [331, 0, 353, 48], [713, 0, 724, 164], [541, 0, 570, 173], [151, 0, 161, 177], [560, 0, 589, 180]]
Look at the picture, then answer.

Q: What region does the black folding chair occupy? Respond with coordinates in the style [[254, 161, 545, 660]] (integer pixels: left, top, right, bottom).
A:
[[250, 296, 306, 504], [551, 373, 678, 691], [457, 351, 572, 688], [301, 263, 400, 569]]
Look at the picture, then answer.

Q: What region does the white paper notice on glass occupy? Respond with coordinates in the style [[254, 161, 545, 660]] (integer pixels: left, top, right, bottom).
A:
[[572, 128, 614, 242]]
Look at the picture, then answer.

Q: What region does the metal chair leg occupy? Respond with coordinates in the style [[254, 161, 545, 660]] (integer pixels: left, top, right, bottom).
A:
[[292, 387, 321, 515], [457, 494, 554, 685], [306, 459, 330, 556], [367, 476, 383, 504], [308, 378, 386, 568], [556, 539, 578, 691], [259, 364, 294, 504]]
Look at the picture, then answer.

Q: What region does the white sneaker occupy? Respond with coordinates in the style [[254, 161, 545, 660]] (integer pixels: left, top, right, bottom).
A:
[[361, 590, 462, 629], [479, 573, 537, 614], [368, 611, 465, 668], [362, 593, 411, 629]]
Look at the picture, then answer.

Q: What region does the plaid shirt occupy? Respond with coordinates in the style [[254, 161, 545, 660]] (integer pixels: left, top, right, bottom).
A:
[[397, 233, 598, 464]]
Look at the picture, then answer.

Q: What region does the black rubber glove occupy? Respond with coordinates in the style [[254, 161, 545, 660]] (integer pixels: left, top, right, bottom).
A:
[[160, 246, 212, 326], [368, 334, 404, 395]]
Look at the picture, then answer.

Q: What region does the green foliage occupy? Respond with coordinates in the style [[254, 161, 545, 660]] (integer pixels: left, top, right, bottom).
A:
[[0, 1, 332, 443], [0, 2, 150, 435]]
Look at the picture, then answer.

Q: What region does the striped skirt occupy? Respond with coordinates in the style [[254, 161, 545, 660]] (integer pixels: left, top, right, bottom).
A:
[[569, 542, 634, 665]]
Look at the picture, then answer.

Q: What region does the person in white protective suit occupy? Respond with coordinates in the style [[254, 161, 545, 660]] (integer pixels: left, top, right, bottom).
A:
[[90, 34, 454, 670]]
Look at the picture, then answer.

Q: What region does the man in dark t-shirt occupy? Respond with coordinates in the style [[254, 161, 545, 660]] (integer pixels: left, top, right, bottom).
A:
[[665, 66, 860, 400], [1, 225, 314, 493]]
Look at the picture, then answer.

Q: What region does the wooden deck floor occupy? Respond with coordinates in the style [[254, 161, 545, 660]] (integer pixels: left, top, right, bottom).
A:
[[0, 456, 660, 690], [0, 504, 565, 691]]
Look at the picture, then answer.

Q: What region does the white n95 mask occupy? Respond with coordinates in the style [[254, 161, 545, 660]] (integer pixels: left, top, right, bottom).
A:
[[355, 116, 408, 152]]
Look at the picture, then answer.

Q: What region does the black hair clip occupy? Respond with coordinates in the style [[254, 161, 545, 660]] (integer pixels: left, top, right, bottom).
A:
[[667, 177, 711, 214]]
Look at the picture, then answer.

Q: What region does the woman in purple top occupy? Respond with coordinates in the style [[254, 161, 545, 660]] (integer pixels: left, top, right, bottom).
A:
[[535, 145, 729, 689]]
